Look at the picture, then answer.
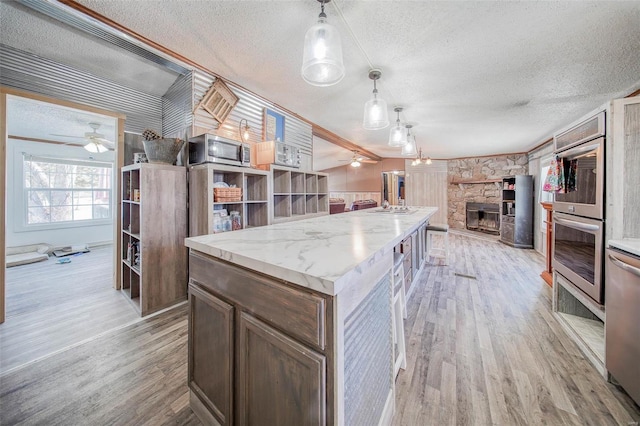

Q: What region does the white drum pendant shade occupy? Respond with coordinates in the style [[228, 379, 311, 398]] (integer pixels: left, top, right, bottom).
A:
[[302, 17, 345, 87], [402, 135, 417, 156], [388, 123, 407, 147], [363, 94, 389, 130]]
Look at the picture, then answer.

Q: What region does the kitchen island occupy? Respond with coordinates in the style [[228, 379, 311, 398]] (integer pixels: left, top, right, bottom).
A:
[[185, 206, 437, 425]]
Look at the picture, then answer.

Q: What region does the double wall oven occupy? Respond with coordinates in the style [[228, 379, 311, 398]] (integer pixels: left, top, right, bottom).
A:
[[552, 111, 606, 305]]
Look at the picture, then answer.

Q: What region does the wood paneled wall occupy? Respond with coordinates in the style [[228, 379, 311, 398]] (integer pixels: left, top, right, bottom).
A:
[[323, 159, 405, 192], [405, 160, 448, 224]]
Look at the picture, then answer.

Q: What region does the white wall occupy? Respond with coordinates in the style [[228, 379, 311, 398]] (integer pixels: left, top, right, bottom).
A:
[[6, 138, 115, 248]]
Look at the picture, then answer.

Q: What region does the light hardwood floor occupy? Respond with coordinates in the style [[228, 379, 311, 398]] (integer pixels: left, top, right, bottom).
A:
[[1, 235, 638, 425], [1, 245, 139, 373]]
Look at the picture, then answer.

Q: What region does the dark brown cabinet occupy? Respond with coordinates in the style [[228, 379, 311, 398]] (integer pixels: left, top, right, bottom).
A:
[[188, 252, 331, 425], [237, 312, 326, 425], [188, 284, 234, 424]]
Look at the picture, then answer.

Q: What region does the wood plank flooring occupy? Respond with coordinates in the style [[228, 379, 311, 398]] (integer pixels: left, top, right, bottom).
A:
[[1, 234, 638, 424], [393, 231, 640, 425], [1, 245, 139, 373]]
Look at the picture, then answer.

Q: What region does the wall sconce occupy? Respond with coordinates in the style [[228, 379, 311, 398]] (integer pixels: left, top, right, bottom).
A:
[[388, 107, 408, 147], [301, 0, 345, 87], [239, 119, 251, 143], [401, 124, 417, 156], [363, 69, 389, 130]]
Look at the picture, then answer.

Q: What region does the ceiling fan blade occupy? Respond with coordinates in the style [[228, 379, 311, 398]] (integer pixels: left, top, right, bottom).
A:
[[93, 137, 114, 146], [50, 133, 86, 139]]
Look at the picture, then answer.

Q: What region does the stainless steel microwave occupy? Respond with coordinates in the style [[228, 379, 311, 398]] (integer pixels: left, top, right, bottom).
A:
[[255, 141, 301, 168], [188, 134, 251, 167]]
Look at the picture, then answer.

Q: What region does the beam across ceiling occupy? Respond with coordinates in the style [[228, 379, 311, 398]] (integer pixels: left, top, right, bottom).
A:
[[50, 0, 375, 159], [312, 125, 382, 162]]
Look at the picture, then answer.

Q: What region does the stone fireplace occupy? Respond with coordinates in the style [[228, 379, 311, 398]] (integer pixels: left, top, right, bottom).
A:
[[448, 154, 528, 230], [466, 202, 500, 234]]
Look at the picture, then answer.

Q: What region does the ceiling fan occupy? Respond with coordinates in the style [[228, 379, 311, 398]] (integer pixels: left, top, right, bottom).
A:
[[51, 122, 114, 153], [339, 150, 378, 168]]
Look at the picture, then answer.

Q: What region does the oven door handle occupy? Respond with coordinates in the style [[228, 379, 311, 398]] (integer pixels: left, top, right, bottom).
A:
[[609, 254, 640, 278], [554, 217, 600, 232]]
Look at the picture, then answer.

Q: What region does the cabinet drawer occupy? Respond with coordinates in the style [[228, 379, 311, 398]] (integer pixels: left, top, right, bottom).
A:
[[401, 237, 412, 254], [189, 252, 327, 351]]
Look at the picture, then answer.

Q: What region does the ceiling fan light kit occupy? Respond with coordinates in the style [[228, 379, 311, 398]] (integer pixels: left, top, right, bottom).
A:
[[363, 69, 390, 130], [388, 107, 408, 147], [301, 0, 345, 87], [82, 122, 112, 153]]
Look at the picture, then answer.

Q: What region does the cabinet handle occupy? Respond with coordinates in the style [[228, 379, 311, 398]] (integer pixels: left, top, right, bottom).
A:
[[609, 254, 640, 278]]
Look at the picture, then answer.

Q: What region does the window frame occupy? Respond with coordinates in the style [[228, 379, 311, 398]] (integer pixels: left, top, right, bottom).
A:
[[19, 153, 114, 231]]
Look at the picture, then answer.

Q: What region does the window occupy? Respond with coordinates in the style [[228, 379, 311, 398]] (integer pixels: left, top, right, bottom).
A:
[[23, 155, 112, 226]]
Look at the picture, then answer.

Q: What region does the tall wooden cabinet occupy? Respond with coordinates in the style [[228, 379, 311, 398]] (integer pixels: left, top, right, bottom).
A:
[[188, 164, 270, 237], [272, 166, 329, 223], [500, 175, 534, 248], [121, 163, 187, 316]]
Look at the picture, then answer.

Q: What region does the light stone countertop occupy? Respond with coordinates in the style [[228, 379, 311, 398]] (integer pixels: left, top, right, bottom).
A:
[[185, 207, 438, 296], [608, 239, 640, 257]]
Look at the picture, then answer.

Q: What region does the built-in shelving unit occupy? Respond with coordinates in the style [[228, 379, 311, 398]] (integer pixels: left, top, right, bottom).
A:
[[500, 175, 533, 248], [270, 166, 329, 223], [553, 271, 606, 377], [188, 164, 271, 236], [121, 163, 187, 316]]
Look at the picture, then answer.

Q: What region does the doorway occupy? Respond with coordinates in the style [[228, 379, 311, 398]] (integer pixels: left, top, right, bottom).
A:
[[0, 89, 131, 373], [382, 171, 405, 205]]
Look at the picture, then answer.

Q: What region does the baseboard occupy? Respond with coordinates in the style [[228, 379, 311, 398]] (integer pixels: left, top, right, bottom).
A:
[[190, 390, 221, 426], [378, 390, 395, 426]]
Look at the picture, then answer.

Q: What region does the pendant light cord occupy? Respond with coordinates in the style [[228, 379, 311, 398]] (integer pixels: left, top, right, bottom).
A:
[[331, 0, 405, 122]]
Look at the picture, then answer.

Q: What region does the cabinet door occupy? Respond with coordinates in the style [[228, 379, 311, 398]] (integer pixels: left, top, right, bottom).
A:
[[189, 283, 234, 425], [237, 312, 326, 426], [501, 222, 515, 244]]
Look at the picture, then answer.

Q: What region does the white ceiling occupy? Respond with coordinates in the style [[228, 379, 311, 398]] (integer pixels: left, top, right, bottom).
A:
[[6, 96, 117, 148], [3, 1, 640, 160]]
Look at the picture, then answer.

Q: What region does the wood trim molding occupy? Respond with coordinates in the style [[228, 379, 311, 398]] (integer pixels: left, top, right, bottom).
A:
[[450, 178, 502, 185], [57, 0, 374, 159], [446, 151, 528, 161], [311, 126, 382, 161], [8, 135, 84, 147], [527, 137, 554, 155], [626, 88, 640, 98]]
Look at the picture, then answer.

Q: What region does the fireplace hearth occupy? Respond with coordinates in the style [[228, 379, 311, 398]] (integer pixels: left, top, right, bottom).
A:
[[466, 202, 500, 235]]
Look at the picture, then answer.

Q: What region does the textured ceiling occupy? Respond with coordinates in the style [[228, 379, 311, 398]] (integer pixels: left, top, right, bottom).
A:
[[4, 1, 640, 160], [0, 2, 179, 97], [6, 96, 117, 148]]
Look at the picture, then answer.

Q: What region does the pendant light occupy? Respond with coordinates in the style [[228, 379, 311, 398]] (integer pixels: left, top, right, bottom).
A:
[[388, 107, 408, 147], [301, 0, 345, 87], [401, 124, 417, 156], [363, 69, 389, 130]]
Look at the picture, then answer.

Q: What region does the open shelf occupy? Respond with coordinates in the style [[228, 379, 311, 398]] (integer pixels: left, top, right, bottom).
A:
[[121, 163, 187, 317], [189, 164, 271, 236], [269, 166, 328, 223]]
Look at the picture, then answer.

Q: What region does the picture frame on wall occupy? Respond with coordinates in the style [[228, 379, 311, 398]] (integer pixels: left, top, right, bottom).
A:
[[263, 108, 285, 142]]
